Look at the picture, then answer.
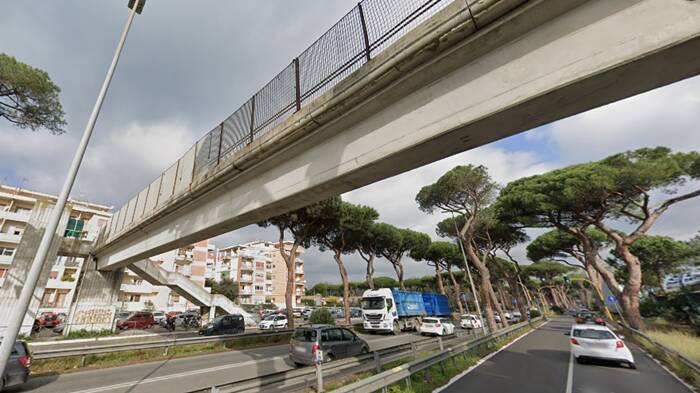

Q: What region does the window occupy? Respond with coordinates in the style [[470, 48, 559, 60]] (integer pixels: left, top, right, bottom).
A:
[[0, 247, 15, 256], [341, 329, 356, 341], [326, 328, 343, 342], [64, 218, 85, 238], [573, 329, 615, 340], [386, 299, 394, 310]]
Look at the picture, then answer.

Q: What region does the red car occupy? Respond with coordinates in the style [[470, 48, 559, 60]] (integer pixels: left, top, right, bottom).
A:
[[34, 312, 61, 329], [116, 312, 155, 330], [574, 312, 605, 325]]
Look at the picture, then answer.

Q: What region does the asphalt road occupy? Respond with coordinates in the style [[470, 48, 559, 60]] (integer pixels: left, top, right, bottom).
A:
[[12, 330, 440, 393], [441, 316, 693, 393]]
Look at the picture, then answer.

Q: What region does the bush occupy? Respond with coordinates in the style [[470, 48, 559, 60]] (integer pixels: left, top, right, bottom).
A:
[[550, 306, 564, 314], [529, 309, 541, 318], [309, 308, 335, 325]]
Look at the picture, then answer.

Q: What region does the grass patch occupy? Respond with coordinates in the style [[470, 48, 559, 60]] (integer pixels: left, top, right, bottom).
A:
[[32, 333, 292, 374], [646, 330, 700, 364], [627, 328, 700, 389]]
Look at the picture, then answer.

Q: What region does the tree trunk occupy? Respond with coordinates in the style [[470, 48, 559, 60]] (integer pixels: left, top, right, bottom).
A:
[[365, 254, 375, 290], [585, 263, 606, 313], [656, 269, 666, 296], [620, 244, 645, 328], [447, 267, 464, 314], [434, 263, 446, 295], [464, 241, 498, 331], [391, 260, 405, 290], [510, 278, 528, 320], [333, 251, 352, 326], [277, 229, 297, 329]]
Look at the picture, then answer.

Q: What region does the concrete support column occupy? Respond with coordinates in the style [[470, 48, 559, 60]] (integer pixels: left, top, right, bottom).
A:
[[65, 255, 123, 334], [0, 201, 70, 336]]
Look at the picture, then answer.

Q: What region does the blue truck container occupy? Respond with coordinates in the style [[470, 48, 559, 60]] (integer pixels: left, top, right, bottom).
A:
[[422, 293, 451, 317], [392, 290, 427, 317]]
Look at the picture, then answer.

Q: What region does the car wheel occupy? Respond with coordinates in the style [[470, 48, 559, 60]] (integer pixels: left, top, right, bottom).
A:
[[361, 346, 369, 355], [392, 321, 400, 335], [627, 362, 637, 370], [576, 357, 586, 364], [325, 353, 335, 363], [294, 362, 305, 368]]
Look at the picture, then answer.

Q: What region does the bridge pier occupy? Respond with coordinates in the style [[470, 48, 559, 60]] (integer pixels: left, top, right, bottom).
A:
[[0, 201, 70, 336], [65, 255, 123, 334]]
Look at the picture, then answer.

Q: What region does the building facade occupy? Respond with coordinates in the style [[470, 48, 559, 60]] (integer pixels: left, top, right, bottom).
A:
[[215, 241, 305, 308]]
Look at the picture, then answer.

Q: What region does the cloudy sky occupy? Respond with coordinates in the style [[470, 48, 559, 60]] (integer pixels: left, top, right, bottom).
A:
[[2, 1, 699, 286]]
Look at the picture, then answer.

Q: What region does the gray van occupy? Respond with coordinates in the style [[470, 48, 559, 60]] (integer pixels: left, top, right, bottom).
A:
[[1, 340, 30, 391], [289, 325, 369, 366]]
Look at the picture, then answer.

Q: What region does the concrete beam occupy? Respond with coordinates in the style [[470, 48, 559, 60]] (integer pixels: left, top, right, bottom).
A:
[[96, 0, 700, 270]]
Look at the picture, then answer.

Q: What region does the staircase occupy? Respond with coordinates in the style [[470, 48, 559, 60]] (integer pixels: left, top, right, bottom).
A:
[[129, 259, 254, 325]]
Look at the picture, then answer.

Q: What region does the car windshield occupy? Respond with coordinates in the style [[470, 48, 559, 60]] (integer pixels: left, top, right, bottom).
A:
[[573, 329, 615, 340], [264, 315, 277, 321], [293, 328, 317, 342], [211, 316, 226, 324], [361, 297, 385, 310]]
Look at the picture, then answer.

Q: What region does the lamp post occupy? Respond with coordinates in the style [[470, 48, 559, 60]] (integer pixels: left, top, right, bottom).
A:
[[0, 0, 145, 377]]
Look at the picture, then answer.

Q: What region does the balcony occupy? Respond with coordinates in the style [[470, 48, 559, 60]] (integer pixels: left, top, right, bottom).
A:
[[120, 283, 154, 294], [0, 210, 31, 222], [0, 233, 21, 244], [0, 255, 13, 265], [240, 263, 253, 271], [240, 274, 253, 282], [240, 287, 253, 295], [46, 277, 77, 290]]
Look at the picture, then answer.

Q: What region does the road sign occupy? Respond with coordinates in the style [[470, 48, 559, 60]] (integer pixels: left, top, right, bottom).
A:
[[315, 349, 324, 364], [607, 295, 616, 302]]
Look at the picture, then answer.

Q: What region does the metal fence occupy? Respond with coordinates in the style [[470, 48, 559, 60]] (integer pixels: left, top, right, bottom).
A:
[[104, 0, 455, 241]]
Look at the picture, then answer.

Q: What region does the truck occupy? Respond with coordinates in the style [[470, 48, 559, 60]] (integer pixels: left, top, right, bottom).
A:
[[361, 288, 451, 334]]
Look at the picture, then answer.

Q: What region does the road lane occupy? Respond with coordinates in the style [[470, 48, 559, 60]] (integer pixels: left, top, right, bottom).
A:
[[16, 330, 435, 393], [441, 317, 692, 393]]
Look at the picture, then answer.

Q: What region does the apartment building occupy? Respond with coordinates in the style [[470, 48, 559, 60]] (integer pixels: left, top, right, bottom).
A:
[[117, 240, 213, 312], [216, 241, 305, 308], [0, 184, 112, 320]]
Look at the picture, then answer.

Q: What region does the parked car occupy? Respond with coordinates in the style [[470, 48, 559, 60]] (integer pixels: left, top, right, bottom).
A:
[[0, 340, 31, 391], [350, 308, 363, 318], [420, 317, 455, 336], [199, 314, 245, 336], [33, 312, 61, 330], [152, 311, 166, 325], [302, 309, 314, 320], [575, 312, 605, 325], [460, 314, 483, 330], [115, 311, 131, 323], [512, 311, 522, 321], [173, 312, 201, 329], [289, 325, 369, 366], [259, 314, 288, 329], [567, 324, 635, 369], [116, 312, 155, 330], [293, 308, 304, 318]]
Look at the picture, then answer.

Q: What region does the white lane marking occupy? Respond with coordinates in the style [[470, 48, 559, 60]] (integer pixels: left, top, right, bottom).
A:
[[566, 350, 574, 393], [66, 355, 289, 393], [434, 320, 550, 393]]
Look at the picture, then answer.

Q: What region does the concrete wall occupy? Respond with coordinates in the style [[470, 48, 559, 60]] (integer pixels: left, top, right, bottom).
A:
[[0, 201, 70, 336], [65, 255, 122, 333], [95, 0, 700, 270]]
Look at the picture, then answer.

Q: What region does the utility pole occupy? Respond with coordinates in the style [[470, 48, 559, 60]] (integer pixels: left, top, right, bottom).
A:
[[0, 0, 145, 377]]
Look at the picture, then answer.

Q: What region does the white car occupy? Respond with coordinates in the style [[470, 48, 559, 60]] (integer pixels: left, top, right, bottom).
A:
[[420, 317, 455, 336], [152, 311, 166, 325], [568, 324, 635, 369], [460, 314, 483, 329], [258, 315, 288, 329], [503, 311, 514, 321]]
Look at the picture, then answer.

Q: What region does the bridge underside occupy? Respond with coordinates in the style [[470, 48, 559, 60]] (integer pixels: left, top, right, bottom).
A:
[[94, 0, 700, 271]]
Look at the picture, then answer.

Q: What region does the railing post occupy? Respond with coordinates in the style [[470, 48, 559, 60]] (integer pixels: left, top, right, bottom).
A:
[[373, 350, 381, 372], [294, 58, 301, 111], [357, 3, 371, 62], [315, 362, 324, 393], [216, 122, 224, 165], [411, 341, 417, 358], [249, 95, 256, 144], [438, 337, 444, 351]]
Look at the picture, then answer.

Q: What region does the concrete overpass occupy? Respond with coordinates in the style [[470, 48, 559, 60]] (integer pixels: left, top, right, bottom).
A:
[[92, 0, 700, 272]]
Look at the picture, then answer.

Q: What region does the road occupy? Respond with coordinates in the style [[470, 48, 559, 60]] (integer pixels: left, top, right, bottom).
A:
[[441, 316, 692, 393], [13, 330, 446, 393]]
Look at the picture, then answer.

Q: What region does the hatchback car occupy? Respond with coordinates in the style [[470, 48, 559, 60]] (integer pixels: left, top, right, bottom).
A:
[[199, 314, 245, 336], [259, 314, 288, 329], [420, 317, 455, 336], [152, 311, 166, 325], [460, 314, 483, 329], [116, 312, 155, 330], [567, 324, 635, 368], [0, 340, 31, 391], [575, 312, 605, 325], [289, 325, 369, 366]]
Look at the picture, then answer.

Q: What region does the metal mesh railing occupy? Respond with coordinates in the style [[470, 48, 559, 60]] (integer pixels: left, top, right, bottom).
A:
[[109, 0, 455, 240]]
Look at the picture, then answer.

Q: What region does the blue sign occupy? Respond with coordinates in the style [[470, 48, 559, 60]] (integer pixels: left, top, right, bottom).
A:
[[607, 295, 616, 302]]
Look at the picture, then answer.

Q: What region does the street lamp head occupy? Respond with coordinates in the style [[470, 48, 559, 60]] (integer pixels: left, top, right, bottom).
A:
[[128, 0, 146, 14]]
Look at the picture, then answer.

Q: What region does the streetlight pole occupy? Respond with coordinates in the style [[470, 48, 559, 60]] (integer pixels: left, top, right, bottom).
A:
[[0, 0, 145, 377]]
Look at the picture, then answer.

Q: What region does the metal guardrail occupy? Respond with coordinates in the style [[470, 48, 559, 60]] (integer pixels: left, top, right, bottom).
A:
[[189, 330, 480, 393], [333, 318, 541, 393], [618, 323, 700, 388], [30, 329, 293, 360]]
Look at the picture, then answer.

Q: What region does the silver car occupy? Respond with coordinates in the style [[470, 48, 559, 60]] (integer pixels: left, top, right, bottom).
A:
[[289, 325, 369, 366]]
